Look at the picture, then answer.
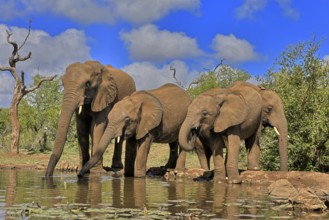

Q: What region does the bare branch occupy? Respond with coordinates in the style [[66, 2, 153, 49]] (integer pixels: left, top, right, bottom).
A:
[[6, 30, 18, 67], [5, 23, 32, 68], [0, 66, 14, 72], [14, 51, 32, 63], [21, 71, 25, 86], [18, 19, 32, 51], [170, 65, 182, 87], [23, 75, 57, 95]]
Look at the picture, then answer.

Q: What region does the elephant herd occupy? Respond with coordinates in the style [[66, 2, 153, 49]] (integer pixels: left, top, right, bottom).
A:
[[45, 60, 288, 184]]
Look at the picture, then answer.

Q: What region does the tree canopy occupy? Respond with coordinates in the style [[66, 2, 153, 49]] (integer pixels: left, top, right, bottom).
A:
[[258, 38, 329, 172]]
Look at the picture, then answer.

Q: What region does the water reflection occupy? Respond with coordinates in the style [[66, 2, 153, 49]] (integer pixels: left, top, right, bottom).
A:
[[0, 169, 290, 219]]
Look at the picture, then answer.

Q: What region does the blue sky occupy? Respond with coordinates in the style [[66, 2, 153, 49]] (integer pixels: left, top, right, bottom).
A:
[[1, 0, 329, 108]]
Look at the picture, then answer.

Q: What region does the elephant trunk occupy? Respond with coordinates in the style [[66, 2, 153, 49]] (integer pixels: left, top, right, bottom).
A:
[[179, 116, 197, 151], [45, 91, 78, 177], [78, 124, 117, 177]]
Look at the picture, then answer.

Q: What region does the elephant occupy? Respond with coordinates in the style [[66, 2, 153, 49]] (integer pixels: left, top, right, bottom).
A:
[[229, 81, 288, 171], [45, 60, 136, 177], [178, 83, 263, 183], [78, 83, 191, 178]]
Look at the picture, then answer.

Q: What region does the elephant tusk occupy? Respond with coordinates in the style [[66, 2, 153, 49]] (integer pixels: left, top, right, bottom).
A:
[[274, 127, 280, 136], [117, 136, 121, 143], [78, 105, 83, 115]]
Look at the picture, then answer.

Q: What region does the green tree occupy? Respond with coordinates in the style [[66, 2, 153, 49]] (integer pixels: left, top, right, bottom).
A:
[[19, 76, 62, 151], [0, 108, 10, 149], [187, 64, 251, 98], [258, 38, 329, 172], [19, 76, 76, 152]]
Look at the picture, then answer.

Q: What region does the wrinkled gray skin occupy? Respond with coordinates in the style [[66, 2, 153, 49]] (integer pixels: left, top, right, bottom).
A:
[[78, 83, 191, 178], [230, 82, 288, 171], [45, 61, 136, 177], [179, 84, 263, 184]]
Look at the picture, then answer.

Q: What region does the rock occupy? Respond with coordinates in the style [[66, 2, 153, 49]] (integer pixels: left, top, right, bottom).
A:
[[268, 179, 298, 198], [290, 188, 327, 211], [268, 179, 328, 211]]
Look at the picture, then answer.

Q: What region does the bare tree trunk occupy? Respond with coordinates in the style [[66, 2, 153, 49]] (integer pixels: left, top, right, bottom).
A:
[[9, 83, 22, 154], [9, 102, 20, 154], [0, 21, 56, 154]]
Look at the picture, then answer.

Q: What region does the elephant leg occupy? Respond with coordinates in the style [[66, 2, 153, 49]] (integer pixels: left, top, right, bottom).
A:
[[90, 120, 106, 173], [76, 114, 91, 169], [211, 137, 226, 183], [165, 142, 179, 169], [134, 134, 153, 177], [111, 137, 124, 170], [197, 137, 212, 170], [124, 138, 137, 177], [175, 147, 186, 172], [226, 127, 242, 184], [245, 131, 261, 171]]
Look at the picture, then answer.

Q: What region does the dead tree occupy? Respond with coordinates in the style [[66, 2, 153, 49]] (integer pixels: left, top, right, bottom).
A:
[[0, 21, 56, 154]]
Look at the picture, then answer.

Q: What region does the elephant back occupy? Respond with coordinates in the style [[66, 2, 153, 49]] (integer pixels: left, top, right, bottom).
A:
[[149, 83, 191, 136]]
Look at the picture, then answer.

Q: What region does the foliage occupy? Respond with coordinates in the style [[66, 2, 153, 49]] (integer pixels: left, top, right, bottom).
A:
[[258, 38, 329, 172], [187, 65, 251, 98], [19, 75, 76, 152], [0, 108, 11, 149]]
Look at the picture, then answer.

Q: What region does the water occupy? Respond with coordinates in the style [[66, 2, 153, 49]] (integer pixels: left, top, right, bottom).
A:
[[0, 169, 293, 219]]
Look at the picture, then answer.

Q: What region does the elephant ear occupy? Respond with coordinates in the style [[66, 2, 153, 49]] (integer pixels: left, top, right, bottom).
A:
[[92, 67, 117, 112], [136, 92, 163, 140], [214, 92, 248, 133]]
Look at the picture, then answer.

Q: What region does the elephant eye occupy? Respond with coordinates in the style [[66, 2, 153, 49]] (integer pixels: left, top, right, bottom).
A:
[[86, 81, 92, 89], [265, 105, 273, 113], [124, 117, 130, 124], [202, 110, 208, 117]]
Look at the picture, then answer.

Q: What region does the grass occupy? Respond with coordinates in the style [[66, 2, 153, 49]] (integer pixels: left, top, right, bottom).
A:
[[0, 142, 202, 170]]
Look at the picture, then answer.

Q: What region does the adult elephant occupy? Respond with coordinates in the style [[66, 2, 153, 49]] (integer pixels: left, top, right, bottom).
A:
[[179, 84, 263, 184], [45, 61, 136, 177], [229, 82, 288, 171], [78, 83, 191, 178]]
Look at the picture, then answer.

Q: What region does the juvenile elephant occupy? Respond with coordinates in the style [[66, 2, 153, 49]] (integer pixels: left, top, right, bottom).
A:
[[229, 81, 288, 171], [179, 84, 263, 183], [45, 61, 136, 177], [78, 83, 191, 178]]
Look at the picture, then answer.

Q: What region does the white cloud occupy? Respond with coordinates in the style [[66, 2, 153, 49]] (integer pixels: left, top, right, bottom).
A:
[[122, 60, 198, 90], [235, 0, 267, 19], [0, 73, 14, 108], [0, 0, 200, 25], [324, 55, 329, 61], [276, 0, 299, 20], [114, 0, 200, 24], [235, 0, 299, 20], [211, 34, 259, 63], [0, 24, 91, 107], [120, 24, 203, 62]]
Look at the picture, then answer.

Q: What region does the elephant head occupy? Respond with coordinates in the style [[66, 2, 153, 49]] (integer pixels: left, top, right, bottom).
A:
[[259, 88, 288, 171], [179, 88, 248, 152], [45, 60, 118, 177], [78, 91, 163, 177]]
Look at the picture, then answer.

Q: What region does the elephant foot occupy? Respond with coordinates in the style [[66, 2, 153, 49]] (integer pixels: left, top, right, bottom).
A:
[[110, 162, 124, 171], [228, 177, 242, 184], [90, 166, 107, 174], [146, 166, 167, 177], [134, 170, 146, 178]]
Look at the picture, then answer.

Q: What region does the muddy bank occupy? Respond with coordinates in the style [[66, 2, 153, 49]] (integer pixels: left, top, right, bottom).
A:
[[165, 169, 329, 213]]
